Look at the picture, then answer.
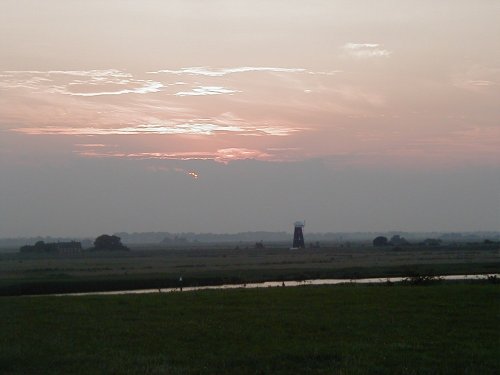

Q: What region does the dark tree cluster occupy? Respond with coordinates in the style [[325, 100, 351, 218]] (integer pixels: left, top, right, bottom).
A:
[[20, 241, 82, 253], [373, 236, 389, 247], [373, 235, 412, 247], [420, 238, 442, 247], [372, 235, 450, 248], [20, 241, 56, 253], [254, 241, 265, 249], [92, 234, 129, 251]]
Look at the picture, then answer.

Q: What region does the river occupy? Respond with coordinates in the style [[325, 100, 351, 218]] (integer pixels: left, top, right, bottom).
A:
[[51, 273, 498, 297]]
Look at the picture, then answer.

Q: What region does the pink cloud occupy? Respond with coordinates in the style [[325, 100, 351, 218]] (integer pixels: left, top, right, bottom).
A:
[[12, 122, 300, 137], [76, 147, 274, 164]]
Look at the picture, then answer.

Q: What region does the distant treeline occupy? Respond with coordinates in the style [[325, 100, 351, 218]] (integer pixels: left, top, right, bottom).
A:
[[115, 231, 500, 244], [20, 241, 82, 254], [2, 231, 499, 247], [1, 237, 93, 248], [18, 235, 128, 253]]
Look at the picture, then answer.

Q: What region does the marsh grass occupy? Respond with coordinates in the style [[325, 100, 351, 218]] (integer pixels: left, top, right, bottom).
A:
[[1, 284, 498, 374], [0, 245, 498, 295]]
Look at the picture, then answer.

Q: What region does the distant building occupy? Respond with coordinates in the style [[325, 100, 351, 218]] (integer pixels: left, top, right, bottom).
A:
[[52, 241, 83, 254], [292, 221, 305, 249], [20, 241, 82, 254]]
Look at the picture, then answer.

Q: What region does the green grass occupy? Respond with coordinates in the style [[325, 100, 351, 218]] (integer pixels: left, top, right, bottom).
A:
[[1, 283, 498, 374], [0, 245, 498, 295], [0, 261, 498, 296]]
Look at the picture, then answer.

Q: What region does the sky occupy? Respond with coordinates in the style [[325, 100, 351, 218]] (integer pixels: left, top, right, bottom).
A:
[[0, 0, 499, 237]]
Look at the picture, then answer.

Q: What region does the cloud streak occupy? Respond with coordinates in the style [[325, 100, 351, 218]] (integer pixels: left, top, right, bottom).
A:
[[147, 66, 306, 77], [0, 69, 165, 97], [58, 81, 164, 97], [4, 69, 132, 78], [12, 122, 299, 136], [342, 43, 391, 58], [0, 67, 341, 100], [174, 86, 240, 96], [77, 148, 273, 164]]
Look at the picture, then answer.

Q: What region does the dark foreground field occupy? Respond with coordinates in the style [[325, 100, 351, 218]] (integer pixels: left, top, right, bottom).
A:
[[1, 283, 498, 374]]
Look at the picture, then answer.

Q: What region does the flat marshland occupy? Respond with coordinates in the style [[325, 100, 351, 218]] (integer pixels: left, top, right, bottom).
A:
[[1, 245, 498, 373], [1, 283, 498, 374], [0, 244, 498, 295]]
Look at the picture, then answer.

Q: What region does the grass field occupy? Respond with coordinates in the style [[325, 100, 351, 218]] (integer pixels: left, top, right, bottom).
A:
[[1, 283, 498, 374], [0, 245, 498, 295]]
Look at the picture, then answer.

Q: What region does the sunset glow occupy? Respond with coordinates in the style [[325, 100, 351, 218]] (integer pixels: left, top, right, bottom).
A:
[[0, 0, 498, 236]]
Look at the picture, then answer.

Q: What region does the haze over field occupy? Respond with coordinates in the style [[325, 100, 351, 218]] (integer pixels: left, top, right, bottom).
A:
[[0, 0, 499, 237]]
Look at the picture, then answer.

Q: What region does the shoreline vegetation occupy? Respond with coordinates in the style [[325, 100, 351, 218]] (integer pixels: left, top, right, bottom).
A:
[[0, 244, 498, 296], [50, 273, 499, 298]]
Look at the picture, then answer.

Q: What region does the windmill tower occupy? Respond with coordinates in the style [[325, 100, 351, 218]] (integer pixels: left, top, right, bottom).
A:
[[292, 221, 305, 248]]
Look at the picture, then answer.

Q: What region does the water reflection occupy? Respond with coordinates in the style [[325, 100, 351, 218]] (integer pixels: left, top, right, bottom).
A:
[[54, 274, 498, 297]]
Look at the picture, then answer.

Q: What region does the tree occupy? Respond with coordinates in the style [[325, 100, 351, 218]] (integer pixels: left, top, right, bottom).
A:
[[388, 235, 409, 246], [93, 234, 129, 251], [255, 241, 265, 249], [34, 241, 46, 251], [373, 236, 389, 247], [421, 238, 442, 247]]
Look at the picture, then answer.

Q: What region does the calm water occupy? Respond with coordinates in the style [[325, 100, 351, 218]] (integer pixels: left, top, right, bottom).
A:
[[54, 274, 499, 297]]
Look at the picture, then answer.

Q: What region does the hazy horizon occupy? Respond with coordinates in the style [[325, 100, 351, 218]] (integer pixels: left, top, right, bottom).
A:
[[1, 1, 499, 237], [2, 228, 499, 243]]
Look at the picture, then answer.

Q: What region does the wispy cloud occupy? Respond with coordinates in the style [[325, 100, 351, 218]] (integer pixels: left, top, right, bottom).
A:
[[344, 43, 380, 49], [74, 143, 108, 147], [453, 79, 496, 91], [12, 122, 299, 136], [0, 76, 53, 90], [4, 69, 132, 78], [76, 148, 273, 164], [253, 127, 296, 136], [0, 69, 164, 97], [57, 81, 164, 97], [451, 65, 499, 92], [147, 66, 306, 77], [78, 150, 214, 161], [174, 86, 240, 96], [342, 43, 391, 58], [307, 70, 342, 76], [1, 68, 341, 100], [467, 80, 495, 86], [214, 148, 272, 163], [13, 123, 243, 136]]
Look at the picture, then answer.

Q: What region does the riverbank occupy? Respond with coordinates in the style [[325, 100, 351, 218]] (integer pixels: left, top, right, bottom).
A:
[[50, 273, 499, 297], [1, 245, 498, 295]]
